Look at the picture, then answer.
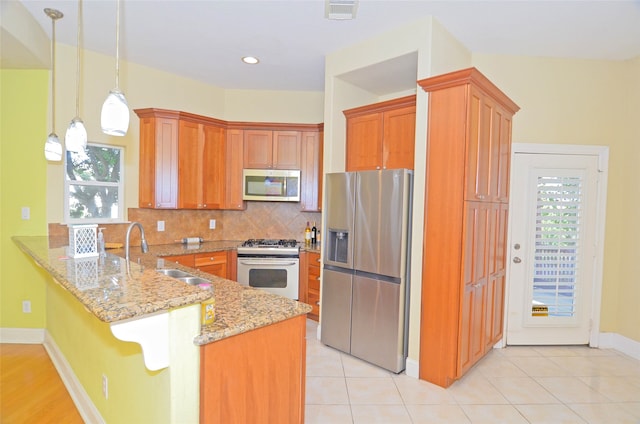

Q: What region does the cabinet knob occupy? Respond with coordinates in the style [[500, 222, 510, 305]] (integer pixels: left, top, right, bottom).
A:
[[316, 301, 320, 306], [476, 194, 486, 200], [513, 257, 522, 264]]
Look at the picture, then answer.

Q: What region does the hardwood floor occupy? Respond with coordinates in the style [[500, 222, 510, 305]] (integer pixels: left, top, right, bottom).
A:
[[0, 344, 83, 424]]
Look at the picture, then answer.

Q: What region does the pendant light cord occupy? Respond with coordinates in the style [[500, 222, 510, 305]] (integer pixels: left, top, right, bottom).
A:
[[75, 0, 82, 117], [115, 0, 120, 89], [51, 16, 56, 133]]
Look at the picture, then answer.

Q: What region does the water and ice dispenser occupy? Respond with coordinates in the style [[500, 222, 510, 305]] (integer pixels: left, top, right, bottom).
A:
[[326, 229, 349, 265]]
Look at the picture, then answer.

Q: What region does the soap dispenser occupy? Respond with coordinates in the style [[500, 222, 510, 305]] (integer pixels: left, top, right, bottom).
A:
[[97, 227, 106, 256]]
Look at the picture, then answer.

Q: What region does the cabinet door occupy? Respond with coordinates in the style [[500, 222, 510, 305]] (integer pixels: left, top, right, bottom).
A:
[[138, 117, 156, 208], [140, 117, 178, 209], [202, 125, 225, 209], [465, 86, 494, 202], [195, 251, 227, 278], [178, 120, 202, 209], [346, 112, 383, 171], [300, 131, 323, 212], [226, 250, 237, 281], [225, 129, 245, 210], [307, 252, 321, 321], [243, 130, 273, 169], [496, 108, 513, 203], [273, 131, 301, 169], [485, 203, 508, 348], [382, 105, 416, 170]]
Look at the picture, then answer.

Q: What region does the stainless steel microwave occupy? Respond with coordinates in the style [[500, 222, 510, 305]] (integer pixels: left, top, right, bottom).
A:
[[242, 169, 301, 202]]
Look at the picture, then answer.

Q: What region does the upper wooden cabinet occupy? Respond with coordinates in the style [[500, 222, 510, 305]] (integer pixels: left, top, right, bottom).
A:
[[243, 130, 301, 169], [300, 130, 323, 212], [138, 111, 179, 209], [136, 109, 228, 210], [136, 109, 322, 211], [344, 95, 416, 171], [465, 86, 513, 203], [224, 129, 245, 210], [178, 120, 226, 209], [417, 68, 519, 388]]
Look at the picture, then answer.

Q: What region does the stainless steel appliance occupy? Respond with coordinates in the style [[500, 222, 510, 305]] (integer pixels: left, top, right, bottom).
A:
[[321, 169, 412, 373], [242, 169, 301, 202], [236, 239, 300, 299]]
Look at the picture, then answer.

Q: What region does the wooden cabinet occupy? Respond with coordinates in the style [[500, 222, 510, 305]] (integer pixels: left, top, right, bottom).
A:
[[135, 109, 228, 210], [300, 130, 323, 212], [418, 68, 519, 388], [138, 112, 179, 208], [300, 252, 320, 321], [224, 129, 245, 210], [243, 130, 301, 169], [344, 95, 416, 171], [195, 251, 227, 278], [200, 314, 306, 424], [178, 121, 226, 209]]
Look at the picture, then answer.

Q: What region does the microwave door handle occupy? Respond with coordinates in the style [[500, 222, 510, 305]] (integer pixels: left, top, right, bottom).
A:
[[239, 260, 298, 266]]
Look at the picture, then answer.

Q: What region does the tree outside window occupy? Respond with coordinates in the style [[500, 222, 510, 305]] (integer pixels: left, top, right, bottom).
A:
[[64, 143, 125, 223]]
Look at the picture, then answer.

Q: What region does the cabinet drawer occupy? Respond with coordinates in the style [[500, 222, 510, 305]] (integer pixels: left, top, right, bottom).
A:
[[308, 272, 320, 291], [163, 254, 195, 267], [308, 289, 320, 317], [195, 251, 227, 267]]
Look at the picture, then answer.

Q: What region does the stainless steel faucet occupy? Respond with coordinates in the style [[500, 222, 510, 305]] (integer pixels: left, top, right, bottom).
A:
[[125, 222, 149, 263]]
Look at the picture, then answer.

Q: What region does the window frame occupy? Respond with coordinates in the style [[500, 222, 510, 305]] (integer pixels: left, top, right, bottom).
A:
[[63, 142, 126, 224]]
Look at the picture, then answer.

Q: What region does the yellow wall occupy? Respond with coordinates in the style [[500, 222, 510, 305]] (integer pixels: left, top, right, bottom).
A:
[[471, 54, 640, 342], [0, 70, 48, 328]]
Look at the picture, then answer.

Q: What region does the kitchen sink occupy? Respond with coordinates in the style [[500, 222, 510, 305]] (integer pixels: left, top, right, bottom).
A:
[[156, 268, 191, 278], [177, 276, 211, 286], [156, 268, 210, 286]]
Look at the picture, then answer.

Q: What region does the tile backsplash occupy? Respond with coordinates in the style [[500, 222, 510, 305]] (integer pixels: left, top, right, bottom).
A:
[[49, 202, 321, 247]]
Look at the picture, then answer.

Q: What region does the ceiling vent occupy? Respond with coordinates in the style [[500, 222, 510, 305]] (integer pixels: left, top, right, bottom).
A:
[[325, 0, 358, 20]]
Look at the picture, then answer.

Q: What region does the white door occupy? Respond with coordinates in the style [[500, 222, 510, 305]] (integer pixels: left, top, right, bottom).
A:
[[507, 148, 606, 345]]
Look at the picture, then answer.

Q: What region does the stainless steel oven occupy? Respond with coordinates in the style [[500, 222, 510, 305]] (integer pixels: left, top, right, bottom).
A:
[[236, 239, 299, 300]]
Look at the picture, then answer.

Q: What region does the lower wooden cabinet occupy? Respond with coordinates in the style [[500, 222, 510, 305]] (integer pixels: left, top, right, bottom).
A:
[[195, 251, 227, 278], [200, 315, 307, 423], [307, 252, 321, 321], [162, 251, 231, 279]]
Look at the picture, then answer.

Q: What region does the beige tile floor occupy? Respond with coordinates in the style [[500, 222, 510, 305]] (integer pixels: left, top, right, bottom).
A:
[[304, 319, 640, 424]]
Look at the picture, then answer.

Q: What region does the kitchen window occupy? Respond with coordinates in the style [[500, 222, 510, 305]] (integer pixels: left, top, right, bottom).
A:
[[64, 143, 124, 223]]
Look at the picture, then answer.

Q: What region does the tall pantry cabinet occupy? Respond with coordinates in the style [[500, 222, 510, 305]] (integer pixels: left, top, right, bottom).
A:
[[418, 68, 519, 388]]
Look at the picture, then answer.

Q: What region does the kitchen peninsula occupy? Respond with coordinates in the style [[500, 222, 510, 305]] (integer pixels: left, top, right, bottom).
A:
[[13, 236, 311, 424]]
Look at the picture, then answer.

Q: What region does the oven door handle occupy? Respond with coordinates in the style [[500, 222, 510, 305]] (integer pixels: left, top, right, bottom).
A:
[[239, 259, 298, 267]]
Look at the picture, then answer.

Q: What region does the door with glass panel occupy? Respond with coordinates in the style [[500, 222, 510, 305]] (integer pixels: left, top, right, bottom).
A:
[[507, 152, 600, 345]]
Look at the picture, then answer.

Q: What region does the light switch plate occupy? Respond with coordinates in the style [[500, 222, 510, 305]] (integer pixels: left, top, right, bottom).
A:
[[209, 219, 216, 229], [21, 207, 30, 220], [157, 220, 165, 231]]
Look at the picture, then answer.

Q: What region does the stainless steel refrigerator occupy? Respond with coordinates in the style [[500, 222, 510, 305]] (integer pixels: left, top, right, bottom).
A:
[[321, 169, 412, 373]]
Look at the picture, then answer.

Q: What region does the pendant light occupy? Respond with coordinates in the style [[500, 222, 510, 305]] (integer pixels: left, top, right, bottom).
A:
[[44, 8, 63, 161], [65, 0, 87, 153], [100, 0, 129, 136]]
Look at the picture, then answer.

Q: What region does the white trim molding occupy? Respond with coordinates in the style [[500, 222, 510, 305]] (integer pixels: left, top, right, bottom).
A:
[[599, 332, 640, 361], [0, 327, 45, 343], [43, 332, 105, 424]]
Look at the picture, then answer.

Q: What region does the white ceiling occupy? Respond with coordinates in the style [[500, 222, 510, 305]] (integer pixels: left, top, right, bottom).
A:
[[13, 0, 640, 92]]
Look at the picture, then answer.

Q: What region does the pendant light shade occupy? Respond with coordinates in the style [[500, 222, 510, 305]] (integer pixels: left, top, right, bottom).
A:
[[65, 0, 87, 152], [101, 0, 129, 136], [44, 8, 63, 161]]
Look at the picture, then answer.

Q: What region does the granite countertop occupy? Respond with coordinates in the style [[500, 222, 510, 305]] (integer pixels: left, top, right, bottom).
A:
[[13, 236, 312, 346]]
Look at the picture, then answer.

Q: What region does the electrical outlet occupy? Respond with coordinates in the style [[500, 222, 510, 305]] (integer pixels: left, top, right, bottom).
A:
[[102, 374, 108, 399], [22, 300, 31, 313], [157, 220, 165, 231], [209, 219, 216, 229]]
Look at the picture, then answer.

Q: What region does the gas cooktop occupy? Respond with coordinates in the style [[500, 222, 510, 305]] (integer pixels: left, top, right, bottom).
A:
[[238, 239, 300, 256], [241, 239, 298, 248]]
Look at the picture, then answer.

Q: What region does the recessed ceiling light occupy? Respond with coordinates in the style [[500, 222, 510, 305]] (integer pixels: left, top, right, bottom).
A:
[[242, 56, 259, 64]]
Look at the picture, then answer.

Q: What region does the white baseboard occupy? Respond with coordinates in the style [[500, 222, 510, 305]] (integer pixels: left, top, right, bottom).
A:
[[598, 332, 640, 361], [43, 332, 105, 424], [0, 327, 45, 343], [405, 357, 419, 379]]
